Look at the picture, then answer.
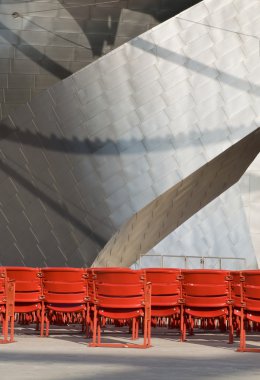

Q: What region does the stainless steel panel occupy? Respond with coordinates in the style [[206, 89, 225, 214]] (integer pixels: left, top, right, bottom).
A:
[[94, 129, 260, 267], [0, 0, 259, 268]]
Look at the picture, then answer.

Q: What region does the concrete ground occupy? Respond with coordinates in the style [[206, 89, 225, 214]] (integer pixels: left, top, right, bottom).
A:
[[0, 327, 260, 380]]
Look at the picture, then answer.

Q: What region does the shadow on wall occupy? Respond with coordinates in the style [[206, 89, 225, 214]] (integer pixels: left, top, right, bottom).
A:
[[0, 31, 258, 155], [0, 0, 202, 79], [0, 21, 72, 80], [56, 0, 202, 57], [0, 158, 107, 246], [0, 23, 257, 233], [0, 0, 257, 267], [0, 32, 257, 157], [134, 37, 260, 96], [0, 123, 257, 155]]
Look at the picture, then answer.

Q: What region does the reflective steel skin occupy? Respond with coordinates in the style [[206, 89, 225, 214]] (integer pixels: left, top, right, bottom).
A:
[[0, 0, 200, 119], [94, 128, 260, 267], [0, 0, 259, 268]]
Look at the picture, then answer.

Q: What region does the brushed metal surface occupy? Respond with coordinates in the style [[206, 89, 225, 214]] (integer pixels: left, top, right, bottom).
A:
[[0, 0, 199, 119], [93, 128, 260, 267], [0, 0, 259, 267]]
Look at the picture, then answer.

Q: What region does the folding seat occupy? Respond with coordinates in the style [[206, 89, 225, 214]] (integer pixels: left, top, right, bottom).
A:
[[235, 270, 260, 352], [84, 267, 127, 336], [6, 267, 44, 336], [182, 269, 233, 343], [41, 268, 88, 336], [145, 268, 183, 338], [0, 267, 15, 343], [89, 268, 151, 348]]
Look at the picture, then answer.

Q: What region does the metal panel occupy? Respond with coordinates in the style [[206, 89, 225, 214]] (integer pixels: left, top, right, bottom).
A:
[[93, 129, 260, 267], [0, 0, 195, 119], [0, 0, 259, 267]]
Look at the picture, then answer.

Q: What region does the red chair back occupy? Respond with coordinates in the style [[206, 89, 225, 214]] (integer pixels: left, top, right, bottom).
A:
[[241, 270, 260, 312], [89, 268, 151, 348], [42, 268, 87, 304], [182, 269, 231, 308], [42, 267, 86, 281], [6, 267, 42, 303], [145, 269, 181, 315], [231, 271, 242, 308], [0, 267, 6, 307], [91, 269, 146, 310]]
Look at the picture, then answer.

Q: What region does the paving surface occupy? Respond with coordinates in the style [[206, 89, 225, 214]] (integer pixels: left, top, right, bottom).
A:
[[0, 328, 260, 380]]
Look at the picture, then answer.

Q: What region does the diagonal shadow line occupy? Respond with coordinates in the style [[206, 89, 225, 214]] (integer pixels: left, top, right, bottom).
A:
[[0, 0, 202, 82], [0, 21, 72, 79], [0, 43, 257, 154], [0, 120, 255, 155], [0, 159, 106, 246], [0, 16, 258, 155], [0, 124, 212, 153], [134, 37, 260, 96]]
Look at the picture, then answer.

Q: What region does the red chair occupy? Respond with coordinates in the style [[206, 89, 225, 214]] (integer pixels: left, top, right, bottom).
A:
[[182, 269, 233, 343], [0, 267, 15, 343], [6, 267, 44, 336], [145, 268, 183, 339], [235, 270, 260, 352], [86, 267, 130, 337], [41, 268, 88, 336], [89, 268, 151, 348]]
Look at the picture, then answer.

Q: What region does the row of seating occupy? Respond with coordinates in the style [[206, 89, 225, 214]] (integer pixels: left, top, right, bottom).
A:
[[0, 267, 259, 351]]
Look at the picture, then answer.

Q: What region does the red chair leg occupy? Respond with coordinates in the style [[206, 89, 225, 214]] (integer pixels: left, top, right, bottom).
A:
[[90, 307, 97, 346], [2, 315, 7, 342], [189, 316, 194, 336], [180, 304, 184, 342], [9, 314, 14, 343], [97, 318, 101, 345], [182, 317, 187, 342], [135, 318, 139, 340], [237, 308, 246, 352], [228, 305, 234, 344], [132, 317, 136, 340], [40, 302, 45, 337], [147, 317, 151, 347], [45, 316, 50, 337]]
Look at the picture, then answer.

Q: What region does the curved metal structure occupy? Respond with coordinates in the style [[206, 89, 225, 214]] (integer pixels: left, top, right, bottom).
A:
[[94, 128, 260, 267], [0, 0, 259, 268], [0, 0, 200, 119]]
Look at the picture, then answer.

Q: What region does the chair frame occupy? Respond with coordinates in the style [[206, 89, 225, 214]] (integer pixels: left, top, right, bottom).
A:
[[145, 268, 184, 339], [6, 267, 44, 336], [3, 265, 260, 352], [89, 269, 152, 348], [182, 270, 233, 344], [236, 271, 260, 352], [41, 268, 88, 336], [0, 269, 15, 344]]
